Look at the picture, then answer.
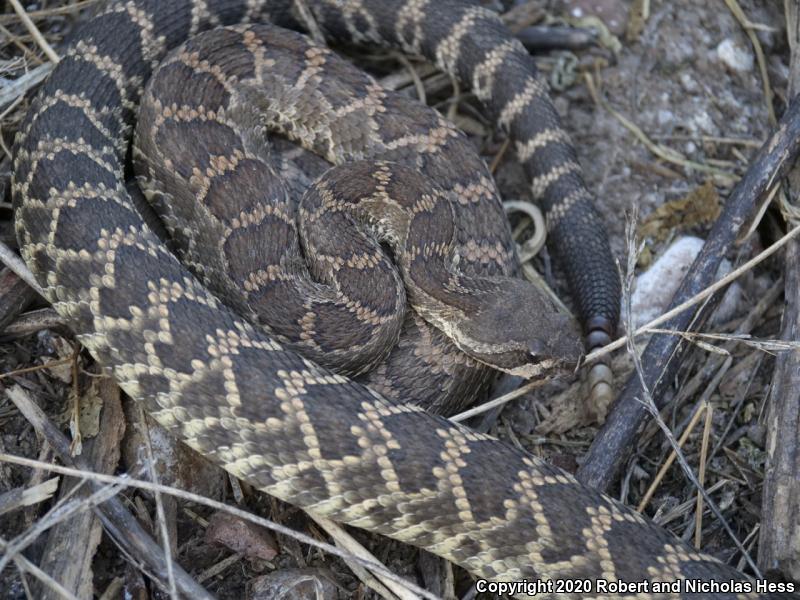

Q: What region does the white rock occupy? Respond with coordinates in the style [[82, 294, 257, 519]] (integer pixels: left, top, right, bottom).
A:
[[690, 110, 716, 135], [716, 38, 754, 72], [680, 72, 699, 93], [657, 109, 674, 127], [628, 236, 741, 330]]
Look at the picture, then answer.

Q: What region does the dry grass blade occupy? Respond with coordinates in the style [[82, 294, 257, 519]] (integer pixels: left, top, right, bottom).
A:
[[637, 402, 709, 513], [194, 553, 242, 584], [449, 378, 547, 423], [311, 514, 420, 600], [0, 452, 442, 600], [585, 223, 800, 364], [695, 405, 714, 549], [0, 478, 59, 516], [7, 0, 60, 64], [654, 480, 729, 528], [0, 64, 53, 116], [583, 72, 736, 183], [0, 0, 97, 24], [643, 329, 800, 354], [620, 210, 760, 577], [0, 241, 43, 295], [0, 475, 122, 577], [0, 356, 74, 381], [136, 405, 178, 600], [0, 537, 81, 600], [724, 0, 776, 125]]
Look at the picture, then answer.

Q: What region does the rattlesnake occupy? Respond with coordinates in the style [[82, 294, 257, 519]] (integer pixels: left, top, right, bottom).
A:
[[132, 22, 582, 414], [12, 1, 791, 598]]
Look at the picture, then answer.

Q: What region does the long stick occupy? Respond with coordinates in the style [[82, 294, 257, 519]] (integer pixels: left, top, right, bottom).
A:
[[578, 94, 800, 490]]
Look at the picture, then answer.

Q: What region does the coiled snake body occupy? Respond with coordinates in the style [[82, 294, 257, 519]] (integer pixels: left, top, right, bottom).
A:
[[132, 22, 582, 414], [12, 1, 790, 598]]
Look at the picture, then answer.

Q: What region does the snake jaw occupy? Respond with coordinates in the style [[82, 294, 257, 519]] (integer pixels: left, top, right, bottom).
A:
[[504, 356, 566, 379]]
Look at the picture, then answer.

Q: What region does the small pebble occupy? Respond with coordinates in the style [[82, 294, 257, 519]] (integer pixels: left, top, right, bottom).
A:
[[679, 73, 699, 94], [657, 109, 674, 127], [716, 38, 754, 72], [690, 110, 716, 135], [249, 569, 338, 600]]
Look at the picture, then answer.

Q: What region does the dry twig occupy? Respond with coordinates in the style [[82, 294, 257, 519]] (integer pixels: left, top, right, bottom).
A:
[[579, 95, 800, 491], [619, 214, 759, 576], [758, 0, 800, 580], [7, 0, 60, 64]]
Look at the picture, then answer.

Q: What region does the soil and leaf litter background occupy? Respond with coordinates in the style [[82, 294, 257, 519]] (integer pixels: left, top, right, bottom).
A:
[[0, 0, 796, 599]]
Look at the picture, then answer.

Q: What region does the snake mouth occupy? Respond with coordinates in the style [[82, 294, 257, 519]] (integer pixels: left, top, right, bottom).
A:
[[502, 355, 578, 379], [464, 344, 580, 379]]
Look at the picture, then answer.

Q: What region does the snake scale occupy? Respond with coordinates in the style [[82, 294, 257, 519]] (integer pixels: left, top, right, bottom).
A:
[[11, 1, 794, 598]]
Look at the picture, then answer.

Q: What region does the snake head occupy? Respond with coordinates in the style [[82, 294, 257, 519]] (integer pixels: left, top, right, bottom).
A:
[[455, 278, 583, 378]]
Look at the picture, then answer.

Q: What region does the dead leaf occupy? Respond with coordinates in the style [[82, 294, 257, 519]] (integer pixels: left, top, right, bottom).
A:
[[638, 180, 721, 266], [205, 512, 278, 562]]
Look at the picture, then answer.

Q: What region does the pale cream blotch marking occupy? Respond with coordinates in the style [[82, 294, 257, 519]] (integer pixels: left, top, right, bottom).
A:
[[354, 400, 403, 492], [268, 375, 352, 500], [395, 0, 432, 54], [342, 249, 384, 270], [72, 40, 143, 116], [498, 75, 549, 129], [174, 49, 237, 95], [230, 201, 294, 231], [27, 138, 119, 191], [243, 264, 292, 292], [318, 0, 380, 45], [384, 125, 458, 155], [516, 128, 571, 163], [42, 181, 122, 245], [410, 190, 439, 215], [175, 146, 244, 203], [450, 175, 497, 206], [457, 238, 508, 268], [435, 7, 498, 73], [152, 99, 224, 131], [123, 2, 167, 69], [545, 187, 592, 231], [646, 541, 733, 598], [188, 0, 220, 37], [530, 161, 581, 199], [332, 399, 443, 534], [244, 0, 265, 21], [498, 456, 597, 581], [241, 28, 277, 85], [433, 427, 474, 525], [646, 545, 693, 599], [37, 91, 125, 155], [296, 45, 330, 91], [333, 81, 386, 119], [580, 505, 621, 583], [471, 40, 525, 102]]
